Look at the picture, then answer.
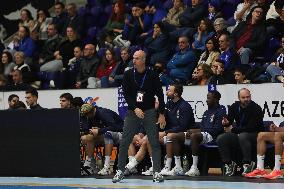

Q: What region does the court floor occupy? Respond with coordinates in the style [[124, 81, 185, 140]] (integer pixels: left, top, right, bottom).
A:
[[0, 176, 283, 189]]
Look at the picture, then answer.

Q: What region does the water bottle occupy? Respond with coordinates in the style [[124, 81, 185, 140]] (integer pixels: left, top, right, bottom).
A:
[[183, 155, 189, 172]]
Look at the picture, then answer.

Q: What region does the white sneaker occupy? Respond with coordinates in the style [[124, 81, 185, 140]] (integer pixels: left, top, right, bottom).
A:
[[98, 167, 111, 175], [164, 166, 184, 176], [83, 158, 95, 169], [185, 166, 200, 176], [160, 166, 171, 175], [142, 167, 153, 175]]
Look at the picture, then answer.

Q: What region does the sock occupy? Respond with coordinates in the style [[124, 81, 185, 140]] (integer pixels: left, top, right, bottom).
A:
[[104, 156, 111, 169], [165, 158, 172, 169], [256, 155, 265, 170], [192, 155, 198, 168], [174, 156, 181, 168], [129, 156, 135, 162], [274, 155, 282, 170], [126, 157, 139, 170]]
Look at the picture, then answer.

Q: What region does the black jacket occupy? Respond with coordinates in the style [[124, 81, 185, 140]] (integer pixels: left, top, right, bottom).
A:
[[231, 20, 266, 54], [227, 101, 264, 134]]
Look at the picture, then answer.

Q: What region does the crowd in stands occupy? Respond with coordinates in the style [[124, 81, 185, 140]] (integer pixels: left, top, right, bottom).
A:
[[0, 0, 284, 91]]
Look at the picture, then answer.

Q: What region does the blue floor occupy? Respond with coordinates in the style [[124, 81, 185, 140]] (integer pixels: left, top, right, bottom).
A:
[[0, 177, 283, 189]]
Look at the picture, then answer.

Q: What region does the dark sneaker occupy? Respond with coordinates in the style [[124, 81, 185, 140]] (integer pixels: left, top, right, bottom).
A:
[[242, 161, 255, 176], [112, 170, 124, 183], [224, 161, 237, 176], [153, 172, 164, 183]]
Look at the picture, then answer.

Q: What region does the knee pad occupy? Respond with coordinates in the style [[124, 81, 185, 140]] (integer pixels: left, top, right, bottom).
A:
[[166, 136, 172, 144]]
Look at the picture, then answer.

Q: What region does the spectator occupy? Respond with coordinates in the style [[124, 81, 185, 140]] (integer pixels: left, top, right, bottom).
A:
[[144, 21, 170, 66], [63, 46, 83, 88], [228, 0, 257, 32], [231, 6, 266, 65], [197, 37, 220, 66], [265, 35, 284, 85], [59, 93, 73, 109], [213, 18, 229, 40], [162, 0, 185, 30], [76, 44, 100, 89], [15, 26, 36, 64], [5, 69, 31, 91], [192, 18, 214, 57], [218, 33, 240, 82], [63, 3, 82, 36], [52, 1, 68, 36], [207, 1, 222, 21], [38, 23, 63, 67], [209, 59, 227, 85], [7, 94, 19, 109], [35, 9, 52, 42], [234, 68, 251, 84], [88, 48, 117, 88], [266, 0, 284, 38], [122, 3, 152, 45], [40, 26, 81, 72], [0, 74, 6, 90], [217, 88, 264, 176], [105, 47, 133, 87], [189, 63, 213, 85], [18, 9, 35, 32], [178, 0, 207, 28], [161, 36, 197, 85], [13, 51, 32, 83], [0, 51, 15, 78], [98, 0, 128, 48], [25, 88, 44, 110]]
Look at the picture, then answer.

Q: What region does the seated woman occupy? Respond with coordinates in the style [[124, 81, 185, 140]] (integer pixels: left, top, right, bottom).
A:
[[189, 63, 213, 86], [98, 0, 128, 48], [192, 18, 215, 58], [197, 37, 220, 66], [213, 18, 229, 40], [101, 47, 133, 88], [0, 51, 15, 79], [88, 48, 117, 88]]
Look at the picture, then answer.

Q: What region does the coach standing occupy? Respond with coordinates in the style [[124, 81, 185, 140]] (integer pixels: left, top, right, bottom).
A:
[[112, 50, 166, 183]]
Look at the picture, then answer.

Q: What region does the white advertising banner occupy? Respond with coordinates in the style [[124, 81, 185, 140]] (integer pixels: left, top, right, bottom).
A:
[[1, 83, 284, 124]]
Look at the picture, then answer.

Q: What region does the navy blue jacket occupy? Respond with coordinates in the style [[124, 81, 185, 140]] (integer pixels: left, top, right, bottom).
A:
[[84, 106, 124, 135], [164, 98, 195, 133], [200, 104, 226, 139], [228, 101, 264, 134]]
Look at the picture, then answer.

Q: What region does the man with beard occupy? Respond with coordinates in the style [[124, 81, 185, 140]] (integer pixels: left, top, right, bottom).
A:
[[217, 88, 264, 176], [123, 84, 195, 177]]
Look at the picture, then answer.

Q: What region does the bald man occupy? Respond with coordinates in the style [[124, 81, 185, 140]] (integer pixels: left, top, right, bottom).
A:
[[113, 50, 166, 183], [76, 44, 100, 88], [217, 88, 264, 177]]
